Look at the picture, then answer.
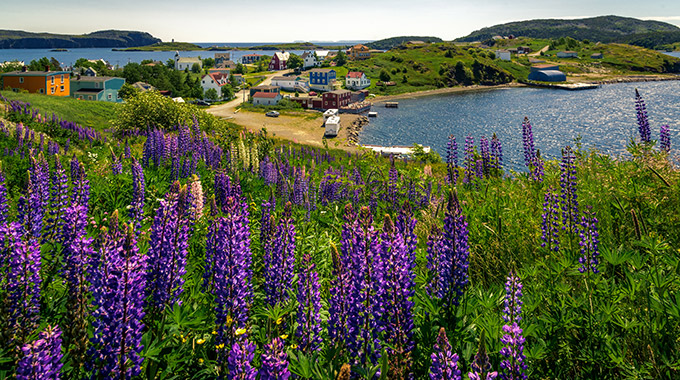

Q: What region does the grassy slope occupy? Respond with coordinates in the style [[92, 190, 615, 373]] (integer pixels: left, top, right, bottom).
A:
[[120, 42, 204, 51], [0, 90, 118, 131]]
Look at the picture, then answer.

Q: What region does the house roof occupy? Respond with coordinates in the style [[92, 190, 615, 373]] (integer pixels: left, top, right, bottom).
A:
[[273, 52, 290, 61], [253, 92, 280, 98], [132, 81, 155, 91], [2, 70, 70, 77], [351, 44, 369, 50], [309, 68, 334, 73], [72, 76, 121, 83], [301, 52, 311, 59], [532, 64, 559, 69], [329, 89, 351, 95], [243, 54, 262, 57], [252, 85, 280, 91], [206, 72, 229, 85], [177, 57, 201, 63], [346, 71, 364, 78], [74, 88, 104, 94], [561, 51, 577, 54]]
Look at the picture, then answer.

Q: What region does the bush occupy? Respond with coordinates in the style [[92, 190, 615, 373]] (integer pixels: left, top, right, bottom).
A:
[[113, 91, 230, 135]]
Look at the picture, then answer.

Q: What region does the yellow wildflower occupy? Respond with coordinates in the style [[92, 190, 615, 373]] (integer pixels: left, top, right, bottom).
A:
[[216, 343, 225, 350], [291, 344, 298, 349], [276, 318, 283, 325], [280, 334, 288, 340], [198, 358, 204, 364], [235, 328, 247, 336], [196, 338, 206, 345]]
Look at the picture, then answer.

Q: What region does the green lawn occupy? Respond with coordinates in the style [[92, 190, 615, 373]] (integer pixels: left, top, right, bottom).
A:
[[1, 90, 118, 131]]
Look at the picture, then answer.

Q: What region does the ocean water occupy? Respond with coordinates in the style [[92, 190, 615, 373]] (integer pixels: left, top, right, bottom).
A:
[[361, 81, 680, 170]]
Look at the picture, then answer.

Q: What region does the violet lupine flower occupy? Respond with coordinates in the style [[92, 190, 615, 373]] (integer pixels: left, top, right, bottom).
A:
[[111, 148, 122, 175], [70, 158, 90, 212], [0, 163, 8, 225], [521, 117, 536, 169], [500, 270, 527, 380], [260, 338, 291, 380], [189, 176, 205, 220], [468, 331, 498, 380], [490, 133, 503, 171], [463, 136, 475, 184], [634, 89, 651, 143], [429, 328, 461, 380], [379, 215, 415, 377], [578, 206, 600, 274], [446, 134, 458, 185], [18, 172, 44, 238], [88, 224, 147, 379], [541, 187, 560, 253], [328, 241, 353, 346], [146, 189, 189, 315], [480, 136, 491, 176], [16, 325, 63, 380], [388, 157, 399, 207], [264, 203, 296, 306], [124, 140, 131, 159], [344, 206, 384, 367], [227, 337, 257, 380], [32, 154, 51, 214], [213, 197, 253, 359], [440, 192, 470, 308], [426, 226, 446, 298], [560, 146, 579, 235], [659, 124, 671, 152], [296, 252, 323, 354], [3, 222, 42, 343], [130, 157, 145, 230], [45, 157, 69, 243]]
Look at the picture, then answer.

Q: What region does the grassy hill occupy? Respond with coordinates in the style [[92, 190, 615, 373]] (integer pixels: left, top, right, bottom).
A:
[[0, 29, 160, 49], [0, 90, 118, 131], [456, 15, 680, 45], [366, 36, 443, 50], [118, 42, 204, 51]]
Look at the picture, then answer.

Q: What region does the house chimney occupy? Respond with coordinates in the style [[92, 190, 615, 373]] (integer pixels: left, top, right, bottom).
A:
[[21, 66, 28, 72], [45, 65, 50, 72]]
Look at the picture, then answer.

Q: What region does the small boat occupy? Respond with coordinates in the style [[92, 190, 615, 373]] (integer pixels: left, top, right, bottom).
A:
[[385, 102, 398, 108], [368, 111, 378, 117]]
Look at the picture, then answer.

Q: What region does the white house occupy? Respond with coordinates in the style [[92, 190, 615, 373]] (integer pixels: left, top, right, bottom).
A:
[[201, 72, 229, 95], [252, 91, 282, 106], [345, 71, 370, 90], [175, 51, 203, 71], [270, 76, 310, 92], [556, 51, 578, 58], [301, 51, 319, 69], [495, 50, 511, 61]]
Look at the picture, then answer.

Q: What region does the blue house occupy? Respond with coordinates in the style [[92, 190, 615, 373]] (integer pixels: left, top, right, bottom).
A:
[[70, 75, 125, 102], [308, 69, 336, 92]]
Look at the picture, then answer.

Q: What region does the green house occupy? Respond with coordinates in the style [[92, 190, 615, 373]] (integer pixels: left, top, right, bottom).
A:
[[70, 76, 125, 103]]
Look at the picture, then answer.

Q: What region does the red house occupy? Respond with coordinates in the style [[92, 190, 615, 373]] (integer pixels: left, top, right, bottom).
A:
[[268, 52, 290, 71], [322, 89, 351, 109]]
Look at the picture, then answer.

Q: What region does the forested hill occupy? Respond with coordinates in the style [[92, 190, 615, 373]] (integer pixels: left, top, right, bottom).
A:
[[0, 30, 161, 49], [366, 36, 443, 50], [456, 15, 680, 44]]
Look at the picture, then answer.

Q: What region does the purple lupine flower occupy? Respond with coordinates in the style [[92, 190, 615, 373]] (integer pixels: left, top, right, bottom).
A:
[[541, 187, 560, 253], [45, 157, 69, 242], [328, 240, 352, 346], [440, 192, 470, 308], [124, 140, 131, 159], [463, 136, 475, 184], [227, 336, 257, 380], [560, 146, 579, 235], [16, 325, 63, 380], [500, 270, 527, 380], [479, 136, 491, 176], [490, 133, 503, 171], [259, 337, 291, 380], [18, 172, 44, 238], [388, 157, 399, 207], [70, 158, 89, 212], [659, 124, 671, 152], [344, 206, 383, 367], [2, 222, 42, 343], [634, 89, 651, 143], [296, 252, 323, 354], [468, 331, 498, 380], [429, 328, 461, 380], [213, 197, 252, 360], [521, 117, 536, 169], [578, 206, 600, 274], [88, 224, 146, 379], [263, 203, 296, 306], [379, 215, 415, 377], [0, 163, 8, 225], [446, 135, 458, 185], [111, 148, 122, 175], [426, 226, 446, 298], [130, 157, 145, 230], [146, 188, 189, 315]]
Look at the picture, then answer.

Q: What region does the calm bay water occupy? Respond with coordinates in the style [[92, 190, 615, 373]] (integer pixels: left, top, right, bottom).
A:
[[362, 80, 680, 170]]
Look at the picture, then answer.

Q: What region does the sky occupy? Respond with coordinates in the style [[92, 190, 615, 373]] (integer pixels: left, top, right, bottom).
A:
[[2, 0, 680, 42]]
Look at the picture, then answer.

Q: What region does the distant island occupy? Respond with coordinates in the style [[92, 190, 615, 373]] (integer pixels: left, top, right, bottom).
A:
[[456, 15, 680, 50], [0, 29, 160, 49], [116, 41, 353, 52]]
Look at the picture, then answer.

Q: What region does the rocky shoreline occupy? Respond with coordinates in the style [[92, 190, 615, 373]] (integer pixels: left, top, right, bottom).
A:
[[345, 116, 369, 146], [590, 75, 680, 85]]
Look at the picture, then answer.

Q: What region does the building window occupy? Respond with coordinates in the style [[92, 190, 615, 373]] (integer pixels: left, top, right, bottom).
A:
[[39, 88, 44, 93], [19, 77, 24, 83], [108, 94, 112, 100], [51, 76, 55, 84], [51, 87, 55, 94], [61, 75, 64, 83], [60, 85, 64, 91], [89, 96, 93, 100]]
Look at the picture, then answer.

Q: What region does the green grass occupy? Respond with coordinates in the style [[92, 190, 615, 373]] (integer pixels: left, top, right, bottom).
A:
[[1, 90, 118, 131]]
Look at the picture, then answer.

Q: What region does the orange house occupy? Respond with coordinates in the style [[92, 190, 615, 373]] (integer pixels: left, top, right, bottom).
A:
[[348, 44, 371, 60], [1, 70, 70, 96]]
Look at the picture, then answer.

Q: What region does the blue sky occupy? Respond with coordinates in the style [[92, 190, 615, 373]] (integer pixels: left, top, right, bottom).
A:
[[2, 0, 680, 42]]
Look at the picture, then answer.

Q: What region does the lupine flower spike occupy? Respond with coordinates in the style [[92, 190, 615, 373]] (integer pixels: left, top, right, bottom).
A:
[[578, 206, 600, 274], [16, 325, 63, 380], [429, 327, 461, 380], [500, 270, 527, 380], [468, 330, 497, 380]]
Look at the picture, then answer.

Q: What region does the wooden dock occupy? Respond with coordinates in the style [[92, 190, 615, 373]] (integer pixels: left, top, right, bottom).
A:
[[385, 102, 399, 108]]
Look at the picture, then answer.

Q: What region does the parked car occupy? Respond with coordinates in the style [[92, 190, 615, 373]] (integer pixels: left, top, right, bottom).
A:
[[266, 111, 280, 117], [194, 100, 210, 106]]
